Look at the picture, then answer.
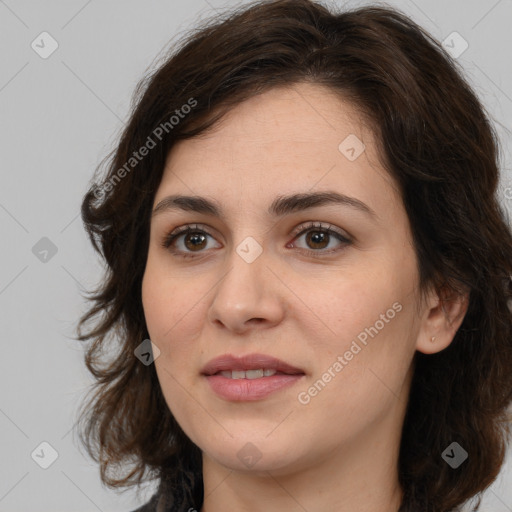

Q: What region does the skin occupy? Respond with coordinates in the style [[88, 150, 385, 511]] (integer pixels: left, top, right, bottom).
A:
[[141, 82, 468, 512]]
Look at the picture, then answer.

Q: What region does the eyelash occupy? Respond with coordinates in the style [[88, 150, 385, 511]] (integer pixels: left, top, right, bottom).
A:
[[160, 221, 352, 260]]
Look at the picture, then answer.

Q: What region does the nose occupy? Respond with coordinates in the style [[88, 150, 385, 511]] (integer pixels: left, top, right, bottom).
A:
[[207, 244, 286, 335]]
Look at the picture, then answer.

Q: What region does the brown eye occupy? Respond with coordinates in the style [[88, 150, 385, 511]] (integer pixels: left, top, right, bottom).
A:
[[162, 222, 351, 260], [289, 222, 352, 257], [161, 224, 222, 259]]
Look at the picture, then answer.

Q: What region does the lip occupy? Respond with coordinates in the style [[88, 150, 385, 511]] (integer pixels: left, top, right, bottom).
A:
[[201, 353, 305, 402]]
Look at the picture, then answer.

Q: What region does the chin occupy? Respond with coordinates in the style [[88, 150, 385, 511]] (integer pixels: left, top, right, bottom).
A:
[[198, 432, 305, 474]]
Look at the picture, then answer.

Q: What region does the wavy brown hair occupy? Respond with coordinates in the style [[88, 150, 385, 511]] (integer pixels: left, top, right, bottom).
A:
[[75, 1, 512, 510]]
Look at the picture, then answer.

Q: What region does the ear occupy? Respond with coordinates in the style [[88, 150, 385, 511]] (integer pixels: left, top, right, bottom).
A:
[[416, 283, 470, 355]]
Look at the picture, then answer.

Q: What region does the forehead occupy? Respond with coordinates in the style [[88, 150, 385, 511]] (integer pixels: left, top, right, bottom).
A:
[[155, 82, 400, 220]]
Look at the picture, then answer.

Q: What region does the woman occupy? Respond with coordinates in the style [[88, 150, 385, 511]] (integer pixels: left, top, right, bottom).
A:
[[76, 1, 512, 511]]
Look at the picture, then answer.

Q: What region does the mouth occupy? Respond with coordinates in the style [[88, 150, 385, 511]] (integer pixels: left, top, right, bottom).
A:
[[201, 353, 305, 401], [215, 369, 290, 379]]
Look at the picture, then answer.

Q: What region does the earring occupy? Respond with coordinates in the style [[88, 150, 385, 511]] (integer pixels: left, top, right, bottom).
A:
[[431, 336, 436, 343]]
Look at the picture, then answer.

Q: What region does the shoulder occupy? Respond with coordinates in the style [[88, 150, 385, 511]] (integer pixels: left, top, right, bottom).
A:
[[129, 489, 190, 512], [129, 474, 202, 512], [130, 491, 160, 512]]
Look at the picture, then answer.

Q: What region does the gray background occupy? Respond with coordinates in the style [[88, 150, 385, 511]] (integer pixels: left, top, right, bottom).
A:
[[1, 0, 511, 511]]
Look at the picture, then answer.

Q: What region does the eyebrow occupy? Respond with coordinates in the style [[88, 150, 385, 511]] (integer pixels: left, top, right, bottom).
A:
[[151, 191, 377, 219]]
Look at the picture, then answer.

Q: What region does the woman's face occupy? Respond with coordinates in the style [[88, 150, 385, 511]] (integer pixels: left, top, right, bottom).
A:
[[142, 82, 428, 475]]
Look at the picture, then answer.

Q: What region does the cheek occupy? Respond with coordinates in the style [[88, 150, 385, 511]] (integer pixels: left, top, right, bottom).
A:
[[142, 258, 206, 345], [302, 259, 417, 402], [312, 265, 405, 339], [142, 265, 205, 426], [296, 284, 414, 437]]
